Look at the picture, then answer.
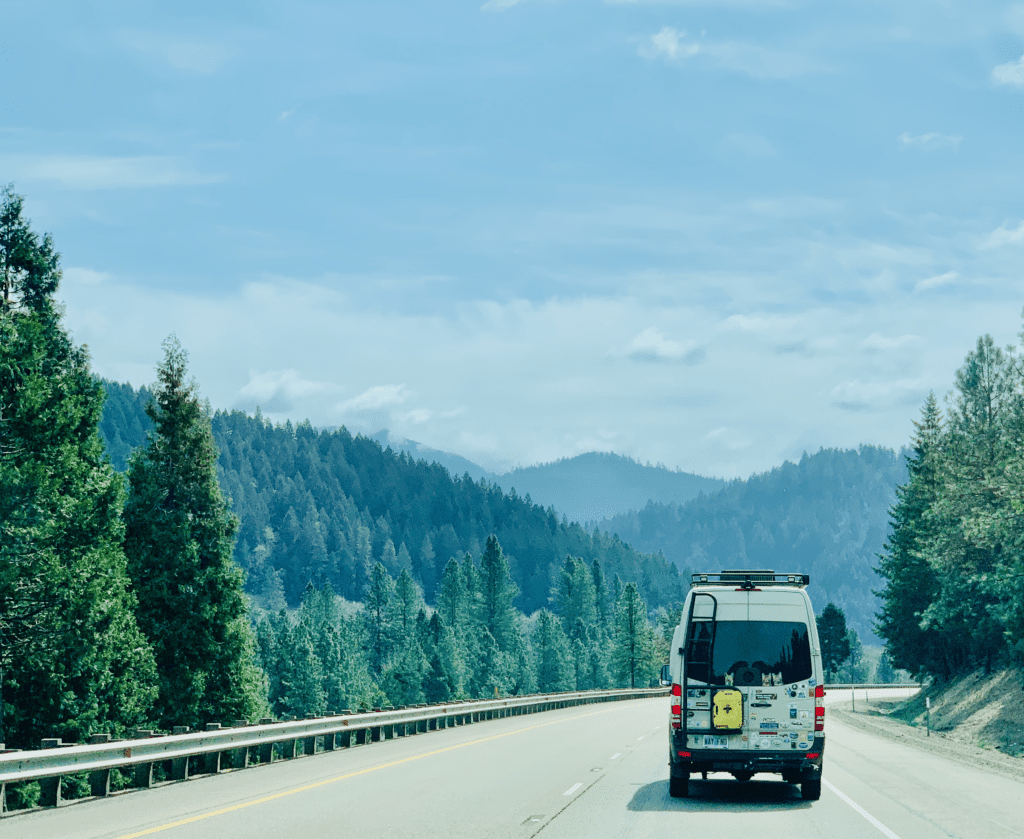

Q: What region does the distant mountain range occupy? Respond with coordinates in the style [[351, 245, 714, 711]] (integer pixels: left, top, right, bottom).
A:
[[371, 433, 726, 524]]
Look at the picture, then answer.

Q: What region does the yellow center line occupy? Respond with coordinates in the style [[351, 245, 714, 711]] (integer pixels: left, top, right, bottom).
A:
[[113, 705, 626, 838]]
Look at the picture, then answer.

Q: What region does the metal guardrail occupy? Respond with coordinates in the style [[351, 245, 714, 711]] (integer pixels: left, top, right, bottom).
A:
[[823, 683, 921, 690], [0, 687, 665, 814]]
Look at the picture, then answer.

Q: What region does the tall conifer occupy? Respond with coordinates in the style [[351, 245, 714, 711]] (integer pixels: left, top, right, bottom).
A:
[[0, 186, 157, 746], [124, 336, 266, 727]]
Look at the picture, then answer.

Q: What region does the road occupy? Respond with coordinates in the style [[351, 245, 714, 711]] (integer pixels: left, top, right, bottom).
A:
[[7, 691, 1023, 839]]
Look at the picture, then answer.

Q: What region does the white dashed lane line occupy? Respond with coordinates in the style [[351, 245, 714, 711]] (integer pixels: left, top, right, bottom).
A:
[[609, 753, 621, 760], [563, 783, 583, 797], [824, 779, 902, 839]]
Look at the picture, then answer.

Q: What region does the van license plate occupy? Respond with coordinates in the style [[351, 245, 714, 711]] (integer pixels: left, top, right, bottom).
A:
[[702, 736, 729, 749]]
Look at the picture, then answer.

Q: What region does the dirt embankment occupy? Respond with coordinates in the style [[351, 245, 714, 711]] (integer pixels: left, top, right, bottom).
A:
[[829, 668, 1024, 782]]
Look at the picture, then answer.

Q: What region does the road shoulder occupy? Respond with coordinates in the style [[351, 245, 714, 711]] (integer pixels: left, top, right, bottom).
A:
[[829, 703, 1024, 783]]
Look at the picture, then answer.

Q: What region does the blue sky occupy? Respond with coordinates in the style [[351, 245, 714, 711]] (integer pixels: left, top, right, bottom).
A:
[[4, 0, 1024, 478]]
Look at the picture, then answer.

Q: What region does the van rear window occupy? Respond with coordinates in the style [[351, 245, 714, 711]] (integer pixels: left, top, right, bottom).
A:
[[685, 621, 812, 686]]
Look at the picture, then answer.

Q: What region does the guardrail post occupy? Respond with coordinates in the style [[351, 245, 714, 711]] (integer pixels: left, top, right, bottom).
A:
[[302, 733, 317, 756], [229, 720, 250, 769], [323, 731, 337, 751], [340, 729, 352, 748], [39, 739, 63, 807], [203, 724, 223, 774], [171, 727, 190, 780], [282, 737, 297, 759], [131, 730, 155, 788], [257, 719, 275, 764], [88, 734, 112, 796], [355, 728, 367, 746], [371, 725, 382, 742]]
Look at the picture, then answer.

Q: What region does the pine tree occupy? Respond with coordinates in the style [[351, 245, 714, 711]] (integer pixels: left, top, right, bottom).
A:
[[875, 394, 946, 678], [479, 535, 519, 651], [0, 188, 159, 747], [124, 336, 266, 727], [533, 610, 573, 692], [874, 651, 897, 684], [612, 583, 656, 688], [437, 557, 468, 631], [393, 569, 423, 636], [816, 603, 851, 682], [363, 561, 396, 675], [557, 555, 597, 634]]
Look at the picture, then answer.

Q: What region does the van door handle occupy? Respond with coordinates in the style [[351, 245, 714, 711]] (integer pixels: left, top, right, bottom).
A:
[[750, 702, 771, 707]]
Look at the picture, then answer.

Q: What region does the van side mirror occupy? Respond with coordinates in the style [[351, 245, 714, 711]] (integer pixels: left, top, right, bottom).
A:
[[660, 664, 671, 686]]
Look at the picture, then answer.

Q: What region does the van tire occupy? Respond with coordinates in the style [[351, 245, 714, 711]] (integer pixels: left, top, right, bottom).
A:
[[669, 772, 689, 798], [801, 779, 821, 800], [733, 771, 752, 782]]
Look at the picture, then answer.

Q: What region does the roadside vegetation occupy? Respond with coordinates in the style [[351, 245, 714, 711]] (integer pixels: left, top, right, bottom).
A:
[[877, 329, 1024, 684]]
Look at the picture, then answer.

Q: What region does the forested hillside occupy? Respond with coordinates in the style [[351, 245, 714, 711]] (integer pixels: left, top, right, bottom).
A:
[[98, 381, 686, 614], [601, 446, 909, 641]]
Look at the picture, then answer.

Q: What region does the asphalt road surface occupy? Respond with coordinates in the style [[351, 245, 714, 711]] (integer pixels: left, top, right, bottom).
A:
[[8, 691, 1024, 839]]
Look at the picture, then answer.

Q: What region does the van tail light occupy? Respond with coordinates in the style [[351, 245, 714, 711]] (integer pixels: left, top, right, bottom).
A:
[[814, 684, 824, 732], [671, 684, 682, 729]]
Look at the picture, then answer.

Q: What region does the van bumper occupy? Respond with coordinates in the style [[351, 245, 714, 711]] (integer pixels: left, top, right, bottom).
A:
[[670, 734, 825, 779]]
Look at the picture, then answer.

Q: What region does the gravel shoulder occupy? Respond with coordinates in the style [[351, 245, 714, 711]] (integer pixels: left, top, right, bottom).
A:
[[829, 670, 1024, 783]]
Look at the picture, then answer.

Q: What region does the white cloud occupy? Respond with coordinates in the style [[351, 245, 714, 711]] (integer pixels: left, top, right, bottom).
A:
[[640, 27, 824, 78], [57, 263, 1024, 482], [992, 55, 1024, 87], [0, 155, 223, 189], [339, 384, 411, 413], [645, 27, 703, 61], [898, 132, 962, 151], [830, 379, 928, 412], [235, 370, 331, 413], [720, 313, 794, 332], [63, 267, 111, 286], [703, 427, 751, 451], [861, 333, 917, 351], [914, 271, 957, 292], [983, 220, 1024, 248], [627, 326, 703, 363]]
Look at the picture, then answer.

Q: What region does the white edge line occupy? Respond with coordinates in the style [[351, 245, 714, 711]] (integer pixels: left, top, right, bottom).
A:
[[563, 782, 583, 796], [610, 753, 621, 760], [823, 778, 902, 839]]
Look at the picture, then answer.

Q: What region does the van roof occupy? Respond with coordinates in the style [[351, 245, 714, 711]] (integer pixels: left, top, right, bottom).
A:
[[689, 570, 810, 589]]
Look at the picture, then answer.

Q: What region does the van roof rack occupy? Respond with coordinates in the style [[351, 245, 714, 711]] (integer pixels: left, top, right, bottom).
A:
[[689, 570, 810, 589]]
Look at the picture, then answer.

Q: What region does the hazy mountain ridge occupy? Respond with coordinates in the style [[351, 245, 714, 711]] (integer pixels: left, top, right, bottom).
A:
[[495, 452, 727, 524], [599, 445, 910, 642], [370, 436, 726, 523]]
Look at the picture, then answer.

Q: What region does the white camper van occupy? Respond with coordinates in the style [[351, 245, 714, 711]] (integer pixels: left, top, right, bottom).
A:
[[662, 571, 825, 800]]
